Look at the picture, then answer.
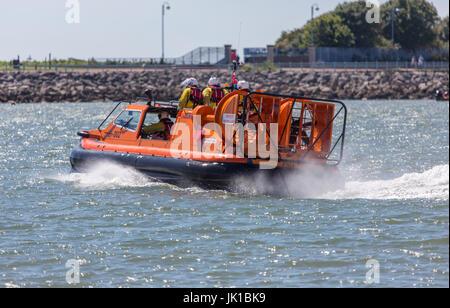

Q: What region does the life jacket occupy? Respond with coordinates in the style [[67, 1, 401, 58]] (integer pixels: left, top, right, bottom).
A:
[[189, 86, 203, 107], [152, 118, 174, 140], [210, 87, 225, 103]]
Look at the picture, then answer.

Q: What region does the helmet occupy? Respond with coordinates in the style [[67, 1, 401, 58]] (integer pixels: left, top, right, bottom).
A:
[[181, 78, 198, 88], [237, 80, 250, 90], [144, 88, 153, 97], [208, 77, 221, 87]]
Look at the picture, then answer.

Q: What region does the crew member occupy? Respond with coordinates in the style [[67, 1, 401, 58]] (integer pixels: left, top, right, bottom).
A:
[[142, 111, 174, 140], [235, 80, 253, 118], [144, 89, 153, 106], [202, 77, 228, 109], [237, 80, 251, 107], [178, 78, 203, 109], [237, 80, 250, 92]]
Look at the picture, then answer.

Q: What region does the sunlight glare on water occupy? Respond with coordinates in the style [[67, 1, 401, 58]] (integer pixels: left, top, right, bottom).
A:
[[0, 100, 448, 288]]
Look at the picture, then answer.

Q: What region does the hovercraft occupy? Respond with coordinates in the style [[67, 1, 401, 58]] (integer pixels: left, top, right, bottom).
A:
[[70, 90, 347, 193]]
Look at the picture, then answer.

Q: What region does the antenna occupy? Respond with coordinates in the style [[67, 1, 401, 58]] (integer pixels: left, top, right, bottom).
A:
[[237, 22, 243, 53]]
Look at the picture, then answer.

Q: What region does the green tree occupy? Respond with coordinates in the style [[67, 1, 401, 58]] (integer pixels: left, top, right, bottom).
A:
[[380, 0, 439, 49], [334, 1, 383, 47], [438, 16, 449, 44], [276, 29, 309, 50], [314, 13, 355, 47], [276, 13, 354, 49]]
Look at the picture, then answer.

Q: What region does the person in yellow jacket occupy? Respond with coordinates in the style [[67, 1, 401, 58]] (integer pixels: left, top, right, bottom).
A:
[[142, 111, 174, 140], [236, 80, 253, 112], [178, 78, 203, 110], [202, 77, 229, 109]]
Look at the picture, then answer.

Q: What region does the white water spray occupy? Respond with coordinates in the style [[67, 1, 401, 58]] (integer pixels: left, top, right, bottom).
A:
[[54, 161, 448, 200], [55, 162, 159, 190], [322, 165, 449, 200]]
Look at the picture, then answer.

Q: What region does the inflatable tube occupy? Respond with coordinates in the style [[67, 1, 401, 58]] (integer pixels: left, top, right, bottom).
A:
[[70, 141, 344, 193], [70, 141, 268, 187]]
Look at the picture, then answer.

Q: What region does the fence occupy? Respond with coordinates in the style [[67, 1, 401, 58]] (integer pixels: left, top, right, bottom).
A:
[[92, 47, 226, 66], [0, 62, 232, 72], [252, 61, 449, 71], [245, 47, 313, 58], [315, 47, 449, 62], [1, 61, 448, 72], [94, 57, 176, 65], [173, 46, 226, 65], [245, 46, 449, 63]]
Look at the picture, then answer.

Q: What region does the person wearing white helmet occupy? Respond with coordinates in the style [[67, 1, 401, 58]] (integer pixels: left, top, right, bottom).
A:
[[237, 80, 250, 92], [178, 78, 203, 109], [235, 80, 254, 114], [202, 76, 229, 109]]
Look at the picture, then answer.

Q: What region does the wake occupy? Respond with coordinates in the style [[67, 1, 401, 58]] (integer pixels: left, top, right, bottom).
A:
[[54, 162, 160, 190], [322, 165, 449, 200], [54, 162, 216, 194], [53, 162, 448, 200]]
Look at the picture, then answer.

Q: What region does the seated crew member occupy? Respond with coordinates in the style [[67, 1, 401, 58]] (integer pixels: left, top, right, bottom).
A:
[[178, 78, 203, 110], [142, 111, 174, 140], [202, 77, 228, 109]]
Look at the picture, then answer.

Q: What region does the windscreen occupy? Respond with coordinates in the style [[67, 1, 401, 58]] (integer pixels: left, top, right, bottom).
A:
[[113, 110, 142, 132]]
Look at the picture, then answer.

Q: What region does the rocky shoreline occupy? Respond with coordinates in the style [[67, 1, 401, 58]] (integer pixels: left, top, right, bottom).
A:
[[0, 69, 448, 103]]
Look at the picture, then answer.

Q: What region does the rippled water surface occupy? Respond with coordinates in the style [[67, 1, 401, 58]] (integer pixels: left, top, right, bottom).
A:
[[0, 100, 448, 288]]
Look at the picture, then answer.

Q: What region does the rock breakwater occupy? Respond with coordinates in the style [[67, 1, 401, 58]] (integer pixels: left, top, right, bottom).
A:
[[0, 69, 447, 103]]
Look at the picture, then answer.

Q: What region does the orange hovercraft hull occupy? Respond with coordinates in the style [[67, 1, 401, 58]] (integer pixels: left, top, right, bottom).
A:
[[70, 91, 347, 194]]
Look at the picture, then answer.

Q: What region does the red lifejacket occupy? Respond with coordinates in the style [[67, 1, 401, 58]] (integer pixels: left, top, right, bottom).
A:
[[211, 87, 225, 103], [152, 118, 174, 140], [189, 86, 203, 107]]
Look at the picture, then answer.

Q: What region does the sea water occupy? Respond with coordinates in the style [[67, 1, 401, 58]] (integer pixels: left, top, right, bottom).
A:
[[0, 100, 448, 287]]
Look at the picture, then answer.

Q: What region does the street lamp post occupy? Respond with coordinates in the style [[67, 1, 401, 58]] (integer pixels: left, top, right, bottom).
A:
[[391, 7, 400, 46], [311, 4, 319, 46], [162, 2, 171, 62]]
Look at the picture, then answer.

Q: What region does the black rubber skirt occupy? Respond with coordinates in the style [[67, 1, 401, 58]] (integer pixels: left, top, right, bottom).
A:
[[69, 141, 345, 195], [69, 142, 275, 188]]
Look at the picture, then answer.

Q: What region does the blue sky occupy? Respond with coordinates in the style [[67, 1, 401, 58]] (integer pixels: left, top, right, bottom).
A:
[[0, 0, 448, 61]]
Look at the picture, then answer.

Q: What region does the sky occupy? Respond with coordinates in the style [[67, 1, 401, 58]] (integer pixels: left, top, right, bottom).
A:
[[0, 0, 448, 61]]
